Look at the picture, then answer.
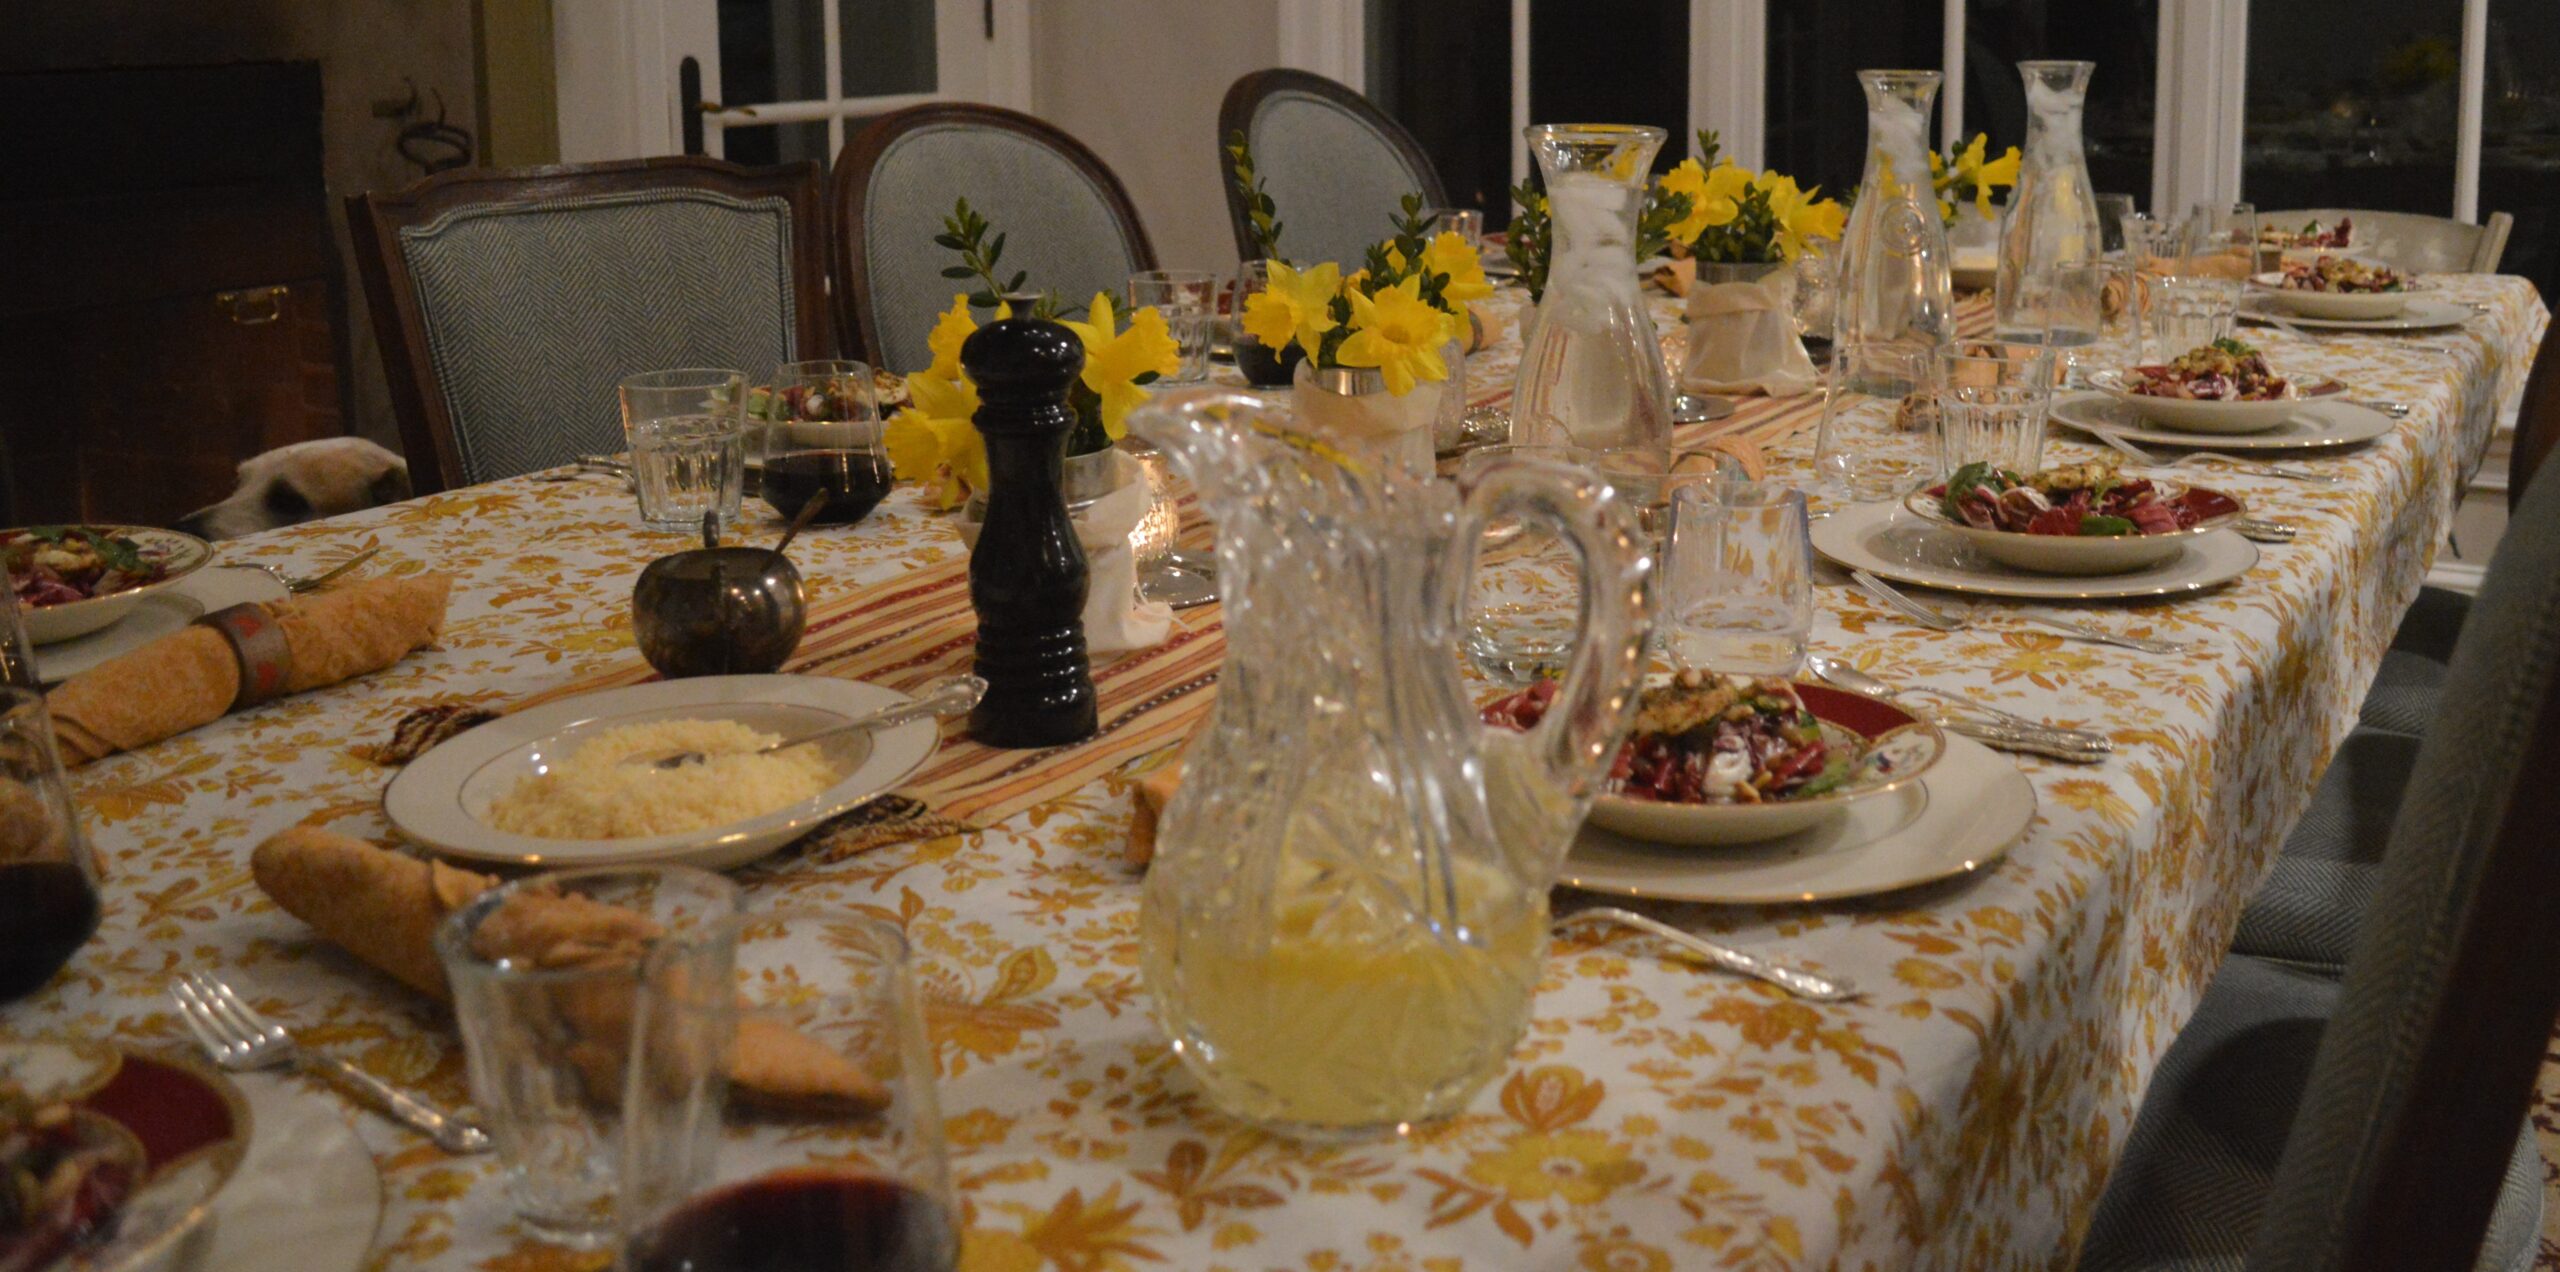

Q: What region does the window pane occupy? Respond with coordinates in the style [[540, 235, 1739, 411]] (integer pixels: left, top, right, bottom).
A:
[[1368, 0, 1513, 227], [1766, 0, 1949, 197], [1962, 1, 2157, 213], [2486, 0, 2560, 296], [1527, 0, 1690, 173], [721, 120, 831, 168], [843, 0, 938, 98], [2243, 0, 2461, 218], [717, 0, 826, 106]]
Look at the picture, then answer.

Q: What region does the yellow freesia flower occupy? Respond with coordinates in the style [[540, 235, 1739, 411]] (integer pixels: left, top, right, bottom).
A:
[[1761, 174, 1846, 261], [1067, 291, 1180, 438], [1419, 231, 1493, 304], [1659, 158, 1752, 242], [1334, 275, 1450, 396], [1238, 259, 1341, 357]]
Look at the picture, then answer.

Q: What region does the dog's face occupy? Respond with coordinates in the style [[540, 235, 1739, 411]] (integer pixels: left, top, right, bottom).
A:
[[177, 438, 412, 541]]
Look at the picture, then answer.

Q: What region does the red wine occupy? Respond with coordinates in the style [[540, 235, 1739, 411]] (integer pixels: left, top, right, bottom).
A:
[[762, 450, 894, 525], [0, 861, 99, 1002], [623, 1168, 954, 1272]]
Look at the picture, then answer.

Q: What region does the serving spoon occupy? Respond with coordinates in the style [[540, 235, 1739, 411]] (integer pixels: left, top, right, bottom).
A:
[[638, 675, 986, 770]]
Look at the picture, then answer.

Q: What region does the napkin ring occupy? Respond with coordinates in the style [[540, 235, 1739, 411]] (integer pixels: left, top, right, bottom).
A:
[[198, 603, 293, 709]]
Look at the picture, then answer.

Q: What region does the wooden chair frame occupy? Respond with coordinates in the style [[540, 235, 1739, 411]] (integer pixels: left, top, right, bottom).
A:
[[830, 102, 1156, 369], [1216, 68, 1448, 264], [347, 156, 831, 494]]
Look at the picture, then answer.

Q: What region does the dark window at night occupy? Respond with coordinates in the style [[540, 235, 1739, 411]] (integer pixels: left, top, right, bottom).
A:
[[1765, 0, 1948, 198], [1367, 0, 1513, 227], [1961, 1, 2157, 212]]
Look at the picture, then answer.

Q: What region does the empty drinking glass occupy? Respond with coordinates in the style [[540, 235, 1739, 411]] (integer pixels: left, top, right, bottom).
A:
[[619, 910, 955, 1272], [1811, 342, 1936, 500], [2095, 193, 2138, 255], [1128, 269, 1216, 384], [621, 368, 749, 535], [1458, 443, 1597, 684], [1933, 342, 2059, 476], [436, 865, 742, 1248], [1659, 483, 1813, 676], [2151, 277, 2244, 355], [1426, 207, 1484, 250], [2178, 202, 2257, 280]]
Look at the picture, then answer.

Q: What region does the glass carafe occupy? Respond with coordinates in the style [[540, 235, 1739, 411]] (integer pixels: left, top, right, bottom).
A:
[[1511, 124, 1675, 472], [1815, 70, 1955, 498], [1994, 60, 2105, 345], [1130, 388, 1650, 1136]]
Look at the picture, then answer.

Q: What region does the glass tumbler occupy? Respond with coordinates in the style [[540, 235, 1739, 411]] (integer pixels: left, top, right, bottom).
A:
[[619, 910, 955, 1272], [621, 368, 750, 535], [1128, 269, 1216, 384], [2178, 202, 2258, 280], [435, 865, 742, 1248], [757, 359, 890, 526], [1426, 207, 1484, 250], [2151, 277, 2244, 357], [1659, 483, 1813, 677], [1933, 342, 2059, 476], [0, 677, 98, 1003], [1457, 443, 1598, 685]]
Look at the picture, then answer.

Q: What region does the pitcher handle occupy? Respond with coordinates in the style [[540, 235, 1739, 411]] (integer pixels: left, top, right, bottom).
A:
[[1451, 456, 1652, 799]]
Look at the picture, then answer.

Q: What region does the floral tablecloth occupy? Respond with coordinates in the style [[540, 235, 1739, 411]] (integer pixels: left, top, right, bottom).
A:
[[8, 276, 2544, 1272]]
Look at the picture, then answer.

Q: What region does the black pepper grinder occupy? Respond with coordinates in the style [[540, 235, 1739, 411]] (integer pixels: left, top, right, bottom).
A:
[[960, 316, 1100, 747]]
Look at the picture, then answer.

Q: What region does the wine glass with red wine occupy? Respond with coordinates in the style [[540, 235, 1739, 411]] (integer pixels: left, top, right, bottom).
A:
[[0, 588, 98, 1004], [620, 911, 955, 1272], [755, 360, 893, 526]]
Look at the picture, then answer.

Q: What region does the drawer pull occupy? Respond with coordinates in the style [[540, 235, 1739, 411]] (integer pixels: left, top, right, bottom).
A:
[[215, 286, 288, 325]]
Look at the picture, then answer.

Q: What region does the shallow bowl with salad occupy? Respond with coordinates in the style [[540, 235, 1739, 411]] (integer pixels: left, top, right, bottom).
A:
[[2248, 254, 2417, 321], [1906, 461, 2245, 575], [1482, 671, 1944, 847], [3, 526, 213, 644], [2086, 338, 2346, 435]]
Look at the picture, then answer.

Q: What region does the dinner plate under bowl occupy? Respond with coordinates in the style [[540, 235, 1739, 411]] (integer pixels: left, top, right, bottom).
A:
[[2238, 295, 2474, 333], [2246, 272, 2416, 321], [1899, 483, 2244, 575], [1813, 499, 2259, 600], [386, 674, 941, 871], [12, 527, 215, 645], [1561, 733, 2035, 904], [2085, 368, 2350, 435], [2049, 391, 2397, 452], [1580, 681, 1945, 847], [0, 1038, 252, 1272], [34, 566, 289, 684]]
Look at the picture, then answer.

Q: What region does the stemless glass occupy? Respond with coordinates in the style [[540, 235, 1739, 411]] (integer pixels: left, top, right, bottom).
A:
[[0, 677, 98, 1003], [2152, 277, 2244, 355], [2179, 202, 2258, 280], [1122, 439, 1217, 609], [619, 910, 955, 1272], [1791, 238, 1842, 367], [1458, 443, 1597, 684], [1228, 260, 1300, 388], [758, 359, 891, 526], [1811, 342, 1937, 501], [1426, 207, 1484, 250], [1659, 483, 1813, 676], [1128, 269, 1216, 384], [435, 866, 742, 1248], [1933, 342, 2059, 475], [621, 369, 750, 535]]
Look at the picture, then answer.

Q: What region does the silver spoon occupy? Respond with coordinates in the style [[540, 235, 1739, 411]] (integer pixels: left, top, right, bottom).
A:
[[640, 675, 985, 770]]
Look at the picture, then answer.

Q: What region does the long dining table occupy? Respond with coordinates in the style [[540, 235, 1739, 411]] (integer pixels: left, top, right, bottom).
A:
[[11, 273, 2547, 1271]]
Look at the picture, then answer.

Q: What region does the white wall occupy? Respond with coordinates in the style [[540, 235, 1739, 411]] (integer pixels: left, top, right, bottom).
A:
[[1028, 0, 1282, 273]]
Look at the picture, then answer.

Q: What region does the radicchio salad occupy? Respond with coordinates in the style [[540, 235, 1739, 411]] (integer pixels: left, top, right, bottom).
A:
[[1927, 461, 2226, 538], [2278, 255, 2409, 294], [1483, 671, 1855, 805], [2125, 338, 2291, 402], [2, 528, 172, 610], [2258, 216, 2353, 249]]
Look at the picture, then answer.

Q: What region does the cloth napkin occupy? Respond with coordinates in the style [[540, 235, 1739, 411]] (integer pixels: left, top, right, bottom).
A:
[[50, 574, 453, 767], [1681, 271, 1819, 397], [250, 827, 886, 1111]]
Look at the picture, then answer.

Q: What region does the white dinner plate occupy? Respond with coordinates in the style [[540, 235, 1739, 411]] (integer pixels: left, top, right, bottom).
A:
[[1560, 733, 2035, 903], [1812, 499, 2259, 600], [2085, 367, 2351, 435], [2049, 391, 2397, 452], [33, 566, 289, 684], [193, 1073, 383, 1272], [2238, 294, 2474, 332], [2245, 271, 2419, 321], [385, 674, 940, 871]]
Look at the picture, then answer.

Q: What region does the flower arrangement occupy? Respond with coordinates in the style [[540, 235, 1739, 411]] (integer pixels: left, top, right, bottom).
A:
[[1929, 133, 2021, 224], [1234, 193, 1491, 397], [880, 199, 1180, 510], [1504, 130, 1842, 299]]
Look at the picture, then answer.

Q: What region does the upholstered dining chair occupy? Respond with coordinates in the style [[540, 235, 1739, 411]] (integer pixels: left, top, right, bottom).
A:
[[2256, 207, 2515, 274], [1218, 69, 1447, 271], [833, 104, 1156, 375], [2077, 451, 2560, 1272], [347, 157, 830, 495]]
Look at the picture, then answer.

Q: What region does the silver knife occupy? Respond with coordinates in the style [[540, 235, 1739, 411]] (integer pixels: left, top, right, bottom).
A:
[[1939, 716, 2112, 763]]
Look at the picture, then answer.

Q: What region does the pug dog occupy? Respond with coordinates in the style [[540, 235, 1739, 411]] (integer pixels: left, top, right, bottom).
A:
[[177, 438, 412, 541]]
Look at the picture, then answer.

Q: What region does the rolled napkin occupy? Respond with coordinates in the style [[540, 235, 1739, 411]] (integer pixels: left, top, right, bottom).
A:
[[1681, 269, 1817, 397], [251, 827, 887, 1111], [1127, 760, 1182, 870], [51, 574, 453, 767]]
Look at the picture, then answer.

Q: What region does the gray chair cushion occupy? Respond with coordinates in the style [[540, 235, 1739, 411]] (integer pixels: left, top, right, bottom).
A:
[[1247, 90, 1436, 273], [2357, 586, 2468, 735], [858, 124, 1144, 374], [397, 188, 800, 487], [2388, 584, 2472, 664], [2228, 730, 2423, 971], [2077, 953, 2542, 1271]]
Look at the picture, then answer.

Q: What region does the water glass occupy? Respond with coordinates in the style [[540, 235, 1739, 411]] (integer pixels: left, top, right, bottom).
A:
[[2178, 202, 2257, 280], [1791, 239, 1842, 362], [1127, 269, 1216, 384], [2151, 277, 2244, 357], [1811, 343, 1936, 500], [1123, 439, 1217, 608], [1933, 342, 2058, 476], [758, 359, 889, 526], [1659, 483, 1813, 677], [2094, 193, 2138, 255], [1426, 207, 1484, 249], [621, 368, 749, 535], [1458, 443, 1596, 684], [435, 865, 743, 1248], [619, 910, 955, 1272]]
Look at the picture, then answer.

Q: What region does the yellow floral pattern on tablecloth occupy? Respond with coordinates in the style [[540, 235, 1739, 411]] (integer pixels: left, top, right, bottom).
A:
[[0, 277, 2542, 1272]]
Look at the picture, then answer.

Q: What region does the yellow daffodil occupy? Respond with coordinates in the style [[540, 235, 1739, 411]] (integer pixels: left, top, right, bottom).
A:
[[882, 365, 987, 510], [1239, 259, 1341, 357], [1066, 291, 1180, 438], [1761, 174, 1846, 261], [1935, 135, 2021, 219], [1334, 275, 1450, 396], [922, 293, 980, 375], [1972, 145, 2021, 218], [1658, 158, 1752, 243], [1419, 230, 1493, 304]]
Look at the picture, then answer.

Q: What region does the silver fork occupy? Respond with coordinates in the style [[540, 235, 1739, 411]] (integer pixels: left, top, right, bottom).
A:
[[222, 547, 381, 594], [1852, 569, 2186, 654], [2087, 428, 2341, 484], [1557, 908, 1860, 1002], [170, 972, 492, 1154]]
